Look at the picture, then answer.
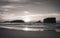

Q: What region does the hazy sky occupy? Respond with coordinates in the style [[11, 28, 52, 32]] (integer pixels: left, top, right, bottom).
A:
[[0, 0, 60, 22]]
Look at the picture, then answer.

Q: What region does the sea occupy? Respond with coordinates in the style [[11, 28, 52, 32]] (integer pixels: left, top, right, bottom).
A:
[[0, 23, 60, 38]]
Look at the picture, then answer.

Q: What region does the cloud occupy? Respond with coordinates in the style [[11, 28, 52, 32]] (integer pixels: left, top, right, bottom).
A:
[[0, 0, 60, 22], [0, 0, 30, 3]]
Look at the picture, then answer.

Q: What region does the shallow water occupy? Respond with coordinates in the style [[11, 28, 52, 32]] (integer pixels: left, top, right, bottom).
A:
[[0, 28, 58, 38], [0, 23, 60, 38]]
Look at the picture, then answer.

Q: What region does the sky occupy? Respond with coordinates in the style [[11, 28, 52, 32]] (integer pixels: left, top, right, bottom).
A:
[[0, 0, 60, 22]]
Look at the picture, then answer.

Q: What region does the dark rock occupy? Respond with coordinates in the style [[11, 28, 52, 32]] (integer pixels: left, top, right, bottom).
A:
[[10, 20, 24, 23], [35, 20, 42, 23], [43, 17, 56, 23]]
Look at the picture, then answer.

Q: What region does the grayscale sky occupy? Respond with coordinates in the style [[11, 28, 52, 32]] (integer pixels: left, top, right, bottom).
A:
[[0, 0, 60, 22]]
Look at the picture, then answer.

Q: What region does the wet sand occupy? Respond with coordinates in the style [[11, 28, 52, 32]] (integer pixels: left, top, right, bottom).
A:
[[0, 28, 60, 38]]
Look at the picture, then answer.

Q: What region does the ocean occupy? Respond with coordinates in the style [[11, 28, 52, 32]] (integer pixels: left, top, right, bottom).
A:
[[0, 23, 60, 38]]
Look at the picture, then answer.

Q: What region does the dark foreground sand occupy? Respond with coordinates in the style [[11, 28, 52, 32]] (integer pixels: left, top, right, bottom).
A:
[[0, 28, 60, 38]]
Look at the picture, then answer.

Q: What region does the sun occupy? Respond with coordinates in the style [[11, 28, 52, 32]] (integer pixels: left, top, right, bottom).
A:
[[23, 17, 31, 22]]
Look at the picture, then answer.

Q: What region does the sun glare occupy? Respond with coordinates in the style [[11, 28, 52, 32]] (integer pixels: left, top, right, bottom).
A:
[[23, 17, 31, 22], [23, 28, 29, 31]]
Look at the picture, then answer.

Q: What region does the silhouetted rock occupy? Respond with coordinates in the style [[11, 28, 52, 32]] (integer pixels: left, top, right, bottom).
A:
[[43, 17, 56, 23], [10, 20, 24, 23], [0, 21, 10, 23], [35, 20, 42, 23]]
